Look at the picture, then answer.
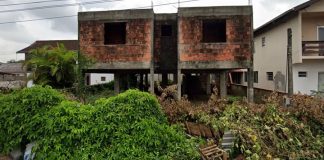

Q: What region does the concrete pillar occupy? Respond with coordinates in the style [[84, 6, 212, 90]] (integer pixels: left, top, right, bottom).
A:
[[127, 74, 131, 89], [247, 68, 254, 103], [206, 74, 211, 95], [162, 73, 168, 87], [139, 74, 144, 91], [114, 73, 120, 95], [149, 71, 154, 94], [177, 69, 182, 100], [145, 74, 149, 90], [220, 71, 227, 98]]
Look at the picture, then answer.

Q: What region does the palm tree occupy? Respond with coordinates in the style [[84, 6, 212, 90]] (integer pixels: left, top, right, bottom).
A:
[[24, 43, 77, 88]]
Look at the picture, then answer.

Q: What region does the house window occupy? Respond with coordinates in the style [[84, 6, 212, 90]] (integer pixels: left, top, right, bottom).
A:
[[161, 25, 172, 37], [318, 26, 324, 41], [104, 22, 126, 44], [267, 72, 273, 81], [254, 71, 258, 83], [202, 20, 226, 43], [298, 71, 307, 78], [101, 77, 106, 81], [261, 37, 266, 47]]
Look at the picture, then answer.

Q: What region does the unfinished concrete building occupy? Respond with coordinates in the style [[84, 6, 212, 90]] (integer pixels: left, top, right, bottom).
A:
[[78, 6, 253, 100]]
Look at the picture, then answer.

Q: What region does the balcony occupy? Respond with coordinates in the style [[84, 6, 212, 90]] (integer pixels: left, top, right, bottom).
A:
[[302, 41, 324, 59]]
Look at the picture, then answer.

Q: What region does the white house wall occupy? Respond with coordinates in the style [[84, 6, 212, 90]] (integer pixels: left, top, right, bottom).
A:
[[293, 59, 324, 94], [253, 15, 301, 92], [90, 73, 114, 85]]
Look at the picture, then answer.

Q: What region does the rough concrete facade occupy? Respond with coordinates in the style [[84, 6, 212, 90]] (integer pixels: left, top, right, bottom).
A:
[[79, 9, 154, 69], [178, 7, 253, 69], [78, 6, 253, 100]]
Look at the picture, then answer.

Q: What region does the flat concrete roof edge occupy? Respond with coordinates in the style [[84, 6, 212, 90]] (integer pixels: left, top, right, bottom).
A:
[[78, 9, 154, 21], [178, 5, 253, 16]]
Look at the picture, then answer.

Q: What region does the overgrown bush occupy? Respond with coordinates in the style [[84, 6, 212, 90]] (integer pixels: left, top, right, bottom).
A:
[[0, 86, 65, 153], [32, 90, 199, 159], [159, 88, 324, 159]]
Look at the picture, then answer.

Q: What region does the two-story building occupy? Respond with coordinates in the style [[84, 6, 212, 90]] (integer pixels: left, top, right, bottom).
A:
[[78, 6, 253, 100], [234, 0, 324, 95]]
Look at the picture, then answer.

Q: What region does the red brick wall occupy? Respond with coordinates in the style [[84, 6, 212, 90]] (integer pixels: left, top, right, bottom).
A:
[[79, 19, 152, 62], [179, 15, 252, 62]]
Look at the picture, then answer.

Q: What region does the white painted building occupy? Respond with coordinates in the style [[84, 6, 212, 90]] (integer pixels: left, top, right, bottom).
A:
[[85, 73, 114, 85], [232, 0, 324, 95]]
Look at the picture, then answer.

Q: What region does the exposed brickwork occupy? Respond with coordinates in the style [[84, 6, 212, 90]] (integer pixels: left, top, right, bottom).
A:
[[179, 15, 252, 62], [79, 19, 152, 63]]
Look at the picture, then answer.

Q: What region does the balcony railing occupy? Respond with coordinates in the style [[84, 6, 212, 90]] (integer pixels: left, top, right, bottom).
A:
[[302, 41, 324, 56]]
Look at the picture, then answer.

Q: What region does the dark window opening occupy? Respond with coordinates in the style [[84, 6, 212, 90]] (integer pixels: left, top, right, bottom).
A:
[[244, 72, 247, 82], [254, 71, 258, 83], [202, 20, 226, 43], [298, 71, 307, 77], [104, 22, 126, 44], [161, 25, 172, 37], [232, 72, 242, 84], [101, 77, 106, 81], [262, 37, 266, 47], [86, 75, 90, 85], [267, 72, 274, 81]]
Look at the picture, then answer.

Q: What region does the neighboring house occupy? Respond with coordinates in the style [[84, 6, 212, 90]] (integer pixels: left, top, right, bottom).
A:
[[17, 40, 113, 86], [78, 6, 253, 99], [0, 63, 26, 89], [232, 0, 324, 95]]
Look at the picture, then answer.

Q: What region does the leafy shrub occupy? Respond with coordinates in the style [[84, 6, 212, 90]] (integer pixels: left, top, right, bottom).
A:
[[33, 90, 199, 159], [0, 86, 65, 153]]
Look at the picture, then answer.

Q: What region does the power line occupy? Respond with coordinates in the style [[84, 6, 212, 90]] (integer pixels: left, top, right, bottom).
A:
[[0, 15, 77, 25], [0, 0, 202, 25], [0, 0, 125, 13], [0, 0, 72, 7]]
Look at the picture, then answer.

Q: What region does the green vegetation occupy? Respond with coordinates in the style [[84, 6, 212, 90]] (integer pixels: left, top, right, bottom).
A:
[[160, 90, 324, 159], [0, 86, 65, 153], [24, 43, 78, 88], [0, 86, 199, 159]]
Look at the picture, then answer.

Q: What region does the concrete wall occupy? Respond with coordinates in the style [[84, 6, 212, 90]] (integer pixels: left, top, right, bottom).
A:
[[154, 14, 178, 71], [229, 84, 286, 103], [253, 15, 301, 92], [178, 6, 253, 70], [293, 59, 324, 94], [89, 73, 114, 85], [79, 9, 154, 70]]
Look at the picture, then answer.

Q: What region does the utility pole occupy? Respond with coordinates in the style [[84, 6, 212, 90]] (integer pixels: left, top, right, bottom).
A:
[[287, 28, 293, 97], [178, 0, 180, 8]]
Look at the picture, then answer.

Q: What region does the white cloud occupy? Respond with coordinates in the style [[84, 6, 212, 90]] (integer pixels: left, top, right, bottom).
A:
[[0, 0, 310, 62]]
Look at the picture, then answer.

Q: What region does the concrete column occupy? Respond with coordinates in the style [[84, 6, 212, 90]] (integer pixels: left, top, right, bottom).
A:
[[114, 73, 120, 95], [162, 73, 168, 87], [206, 74, 211, 95], [149, 70, 154, 94], [247, 68, 254, 103], [177, 69, 182, 100], [145, 74, 149, 90], [220, 71, 227, 98], [127, 74, 131, 89], [139, 74, 144, 91]]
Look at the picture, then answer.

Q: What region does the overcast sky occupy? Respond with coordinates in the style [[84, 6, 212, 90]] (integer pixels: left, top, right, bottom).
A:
[[0, 0, 308, 62]]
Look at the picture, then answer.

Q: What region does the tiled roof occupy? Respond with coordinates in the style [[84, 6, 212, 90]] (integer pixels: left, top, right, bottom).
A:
[[17, 40, 78, 53]]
